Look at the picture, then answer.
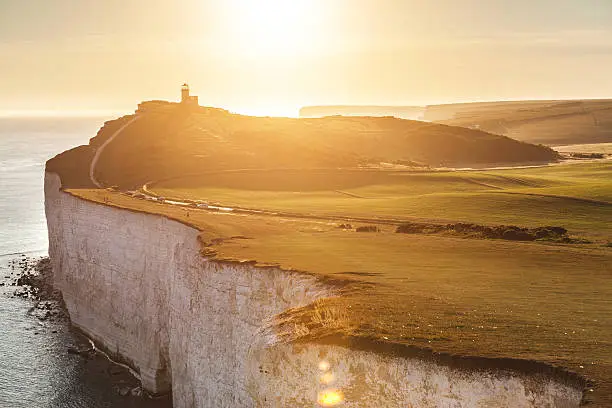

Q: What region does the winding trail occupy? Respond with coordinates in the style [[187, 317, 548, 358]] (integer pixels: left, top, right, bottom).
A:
[[139, 182, 445, 226], [90, 115, 142, 188], [137, 167, 610, 231]]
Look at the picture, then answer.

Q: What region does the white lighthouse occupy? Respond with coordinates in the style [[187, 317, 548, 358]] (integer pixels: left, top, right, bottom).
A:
[[181, 83, 199, 106]]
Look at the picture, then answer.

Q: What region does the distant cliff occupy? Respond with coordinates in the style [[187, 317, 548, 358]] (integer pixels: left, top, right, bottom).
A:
[[299, 105, 425, 120], [303, 100, 612, 146], [423, 99, 612, 146]]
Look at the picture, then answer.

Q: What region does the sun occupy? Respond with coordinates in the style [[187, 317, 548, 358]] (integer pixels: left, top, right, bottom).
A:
[[224, 0, 323, 57]]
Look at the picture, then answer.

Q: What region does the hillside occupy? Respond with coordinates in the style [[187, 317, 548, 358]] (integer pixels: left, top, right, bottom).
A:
[[47, 102, 557, 189], [424, 99, 612, 146]]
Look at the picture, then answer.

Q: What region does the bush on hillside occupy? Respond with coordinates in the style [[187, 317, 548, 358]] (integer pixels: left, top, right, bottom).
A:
[[356, 226, 379, 233], [396, 222, 572, 242]]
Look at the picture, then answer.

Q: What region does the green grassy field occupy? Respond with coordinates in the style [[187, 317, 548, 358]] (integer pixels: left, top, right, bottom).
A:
[[149, 162, 612, 242], [70, 176, 612, 405], [144, 160, 612, 404]]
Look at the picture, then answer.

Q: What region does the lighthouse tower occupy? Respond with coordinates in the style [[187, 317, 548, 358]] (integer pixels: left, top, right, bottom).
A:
[[181, 83, 190, 102], [181, 83, 199, 106]]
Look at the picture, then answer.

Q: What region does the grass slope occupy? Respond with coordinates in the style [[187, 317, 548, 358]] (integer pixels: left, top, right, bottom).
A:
[[149, 162, 612, 242], [46, 104, 557, 189]]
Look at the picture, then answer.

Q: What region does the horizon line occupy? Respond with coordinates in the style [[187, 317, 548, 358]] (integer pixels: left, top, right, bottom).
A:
[[2, 96, 612, 118]]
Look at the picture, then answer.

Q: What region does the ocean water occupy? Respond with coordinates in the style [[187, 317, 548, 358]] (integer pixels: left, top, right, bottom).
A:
[[0, 116, 170, 407]]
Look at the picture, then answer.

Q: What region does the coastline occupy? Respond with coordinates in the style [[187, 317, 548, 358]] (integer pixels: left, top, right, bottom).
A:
[[45, 171, 593, 407], [0, 252, 171, 407]]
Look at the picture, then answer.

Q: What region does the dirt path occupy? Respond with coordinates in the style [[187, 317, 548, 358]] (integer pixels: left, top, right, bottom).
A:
[[90, 116, 142, 188], [333, 190, 367, 198]]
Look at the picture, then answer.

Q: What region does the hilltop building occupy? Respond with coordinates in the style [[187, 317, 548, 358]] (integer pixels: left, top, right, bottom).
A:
[[181, 83, 199, 106], [136, 100, 171, 114], [137, 84, 200, 114]]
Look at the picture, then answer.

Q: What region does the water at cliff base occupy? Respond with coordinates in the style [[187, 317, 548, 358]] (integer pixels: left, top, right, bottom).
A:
[[0, 116, 170, 407]]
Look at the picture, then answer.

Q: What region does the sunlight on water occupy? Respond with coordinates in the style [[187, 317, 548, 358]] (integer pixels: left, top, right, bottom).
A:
[[317, 360, 343, 406], [320, 371, 335, 385]]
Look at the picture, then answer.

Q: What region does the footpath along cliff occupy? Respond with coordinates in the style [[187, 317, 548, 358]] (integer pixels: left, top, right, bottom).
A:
[[44, 172, 583, 407]]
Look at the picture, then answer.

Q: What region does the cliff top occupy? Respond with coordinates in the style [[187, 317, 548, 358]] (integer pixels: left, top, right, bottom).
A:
[[47, 106, 612, 405], [64, 161, 612, 405]]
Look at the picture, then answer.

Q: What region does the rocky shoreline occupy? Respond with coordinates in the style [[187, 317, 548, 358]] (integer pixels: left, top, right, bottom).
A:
[[2, 254, 171, 407], [6, 256, 68, 322]]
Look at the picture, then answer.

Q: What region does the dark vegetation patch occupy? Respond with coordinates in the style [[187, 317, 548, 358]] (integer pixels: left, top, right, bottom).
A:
[[356, 225, 380, 233], [396, 222, 587, 243], [388, 159, 428, 167], [569, 153, 606, 159], [337, 223, 353, 230]]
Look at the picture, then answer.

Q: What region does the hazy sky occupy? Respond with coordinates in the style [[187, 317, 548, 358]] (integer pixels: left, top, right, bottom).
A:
[[1, 0, 612, 116]]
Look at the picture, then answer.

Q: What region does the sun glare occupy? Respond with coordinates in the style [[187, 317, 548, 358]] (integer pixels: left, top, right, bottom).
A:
[[317, 389, 344, 406], [225, 0, 323, 57]]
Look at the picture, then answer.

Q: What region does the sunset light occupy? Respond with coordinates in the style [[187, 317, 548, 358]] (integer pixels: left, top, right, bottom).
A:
[[1, 1, 611, 407], [223, 0, 325, 57], [2, 1, 611, 115]]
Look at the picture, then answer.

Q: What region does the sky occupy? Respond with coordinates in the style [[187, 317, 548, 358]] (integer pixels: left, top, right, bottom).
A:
[[1, 0, 612, 116]]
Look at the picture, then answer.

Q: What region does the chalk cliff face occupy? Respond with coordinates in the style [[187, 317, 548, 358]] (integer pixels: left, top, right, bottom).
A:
[[44, 172, 582, 408]]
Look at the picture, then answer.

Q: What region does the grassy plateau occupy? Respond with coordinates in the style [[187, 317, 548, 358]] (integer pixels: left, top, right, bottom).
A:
[[68, 161, 611, 406], [48, 105, 611, 405]]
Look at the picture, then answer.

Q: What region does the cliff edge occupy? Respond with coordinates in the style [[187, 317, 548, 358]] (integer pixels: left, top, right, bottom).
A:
[[43, 104, 612, 407], [45, 172, 586, 407]]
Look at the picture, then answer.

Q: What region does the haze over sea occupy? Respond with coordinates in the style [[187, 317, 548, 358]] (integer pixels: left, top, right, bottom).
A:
[[0, 116, 168, 407]]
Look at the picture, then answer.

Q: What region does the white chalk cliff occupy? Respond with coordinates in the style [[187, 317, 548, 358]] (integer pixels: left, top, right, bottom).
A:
[[44, 172, 582, 407]]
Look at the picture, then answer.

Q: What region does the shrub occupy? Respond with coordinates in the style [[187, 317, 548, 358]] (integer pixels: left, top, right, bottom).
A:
[[356, 225, 379, 233], [396, 223, 425, 234]]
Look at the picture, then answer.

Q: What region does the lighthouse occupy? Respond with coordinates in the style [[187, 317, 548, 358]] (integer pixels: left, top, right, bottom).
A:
[[181, 83, 199, 106]]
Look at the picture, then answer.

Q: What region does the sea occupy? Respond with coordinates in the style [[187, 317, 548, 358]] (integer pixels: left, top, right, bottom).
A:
[[0, 116, 170, 408]]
